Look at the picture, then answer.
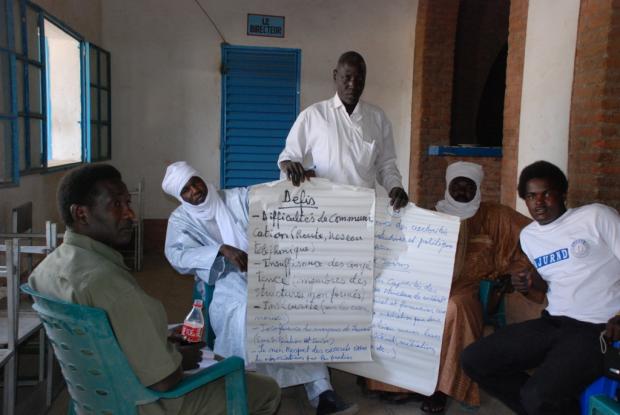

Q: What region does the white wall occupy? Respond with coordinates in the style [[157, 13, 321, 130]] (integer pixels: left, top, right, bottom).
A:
[[516, 0, 580, 214], [102, 0, 417, 219]]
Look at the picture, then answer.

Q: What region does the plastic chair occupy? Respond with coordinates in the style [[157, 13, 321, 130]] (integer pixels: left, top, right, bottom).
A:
[[581, 341, 620, 415], [479, 279, 507, 329], [0, 240, 19, 415], [21, 284, 248, 415], [0, 221, 59, 407], [193, 279, 216, 349], [589, 395, 620, 415], [582, 377, 620, 414], [118, 181, 144, 271]]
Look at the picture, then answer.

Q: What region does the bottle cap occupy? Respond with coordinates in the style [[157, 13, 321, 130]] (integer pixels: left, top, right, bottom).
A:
[[193, 299, 203, 309]]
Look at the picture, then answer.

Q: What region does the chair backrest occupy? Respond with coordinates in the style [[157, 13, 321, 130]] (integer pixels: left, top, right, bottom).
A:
[[1, 239, 19, 349], [1, 240, 18, 415], [479, 279, 507, 329], [128, 181, 144, 271], [11, 202, 33, 234], [21, 284, 159, 415]]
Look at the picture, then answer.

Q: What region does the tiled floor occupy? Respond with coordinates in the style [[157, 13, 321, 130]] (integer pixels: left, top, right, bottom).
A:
[[46, 254, 516, 415]]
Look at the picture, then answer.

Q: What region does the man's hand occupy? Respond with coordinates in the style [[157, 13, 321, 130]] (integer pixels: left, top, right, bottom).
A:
[[219, 244, 248, 272], [168, 324, 184, 343], [388, 187, 409, 211], [177, 341, 206, 370], [280, 160, 310, 186], [510, 269, 533, 294], [510, 267, 548, 297], [606, 315, 620, 342]]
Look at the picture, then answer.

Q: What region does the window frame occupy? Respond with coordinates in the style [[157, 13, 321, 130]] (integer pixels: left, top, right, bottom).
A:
[[0, 0, 20, 185], [0, 0, 111, 188], [87, 43, 112, 162]]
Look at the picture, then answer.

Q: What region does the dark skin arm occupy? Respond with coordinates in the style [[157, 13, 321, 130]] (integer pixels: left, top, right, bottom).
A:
[[148, 335, 206, 391], [279, 160, 316, 186], [219, 244, 248, 272], [606, 316, 620, 342], [149, 366, 184, 392], [510, 267, 548, 304]]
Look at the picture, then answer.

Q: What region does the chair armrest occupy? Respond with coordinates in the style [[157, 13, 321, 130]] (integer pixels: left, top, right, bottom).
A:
[[156, 356, 245, 399], [479, 279, 508, 329], [479, 279, 493, 305]]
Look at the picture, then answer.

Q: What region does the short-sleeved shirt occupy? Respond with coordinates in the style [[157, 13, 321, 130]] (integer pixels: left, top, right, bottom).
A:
[[29, 230, 183, 415], [520, 203, 620, 323]]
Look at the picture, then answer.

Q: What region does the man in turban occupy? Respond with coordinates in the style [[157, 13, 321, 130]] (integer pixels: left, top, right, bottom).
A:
[[162, 161, 358, 415]]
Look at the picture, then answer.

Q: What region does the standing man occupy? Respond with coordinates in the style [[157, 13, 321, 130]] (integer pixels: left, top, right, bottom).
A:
[[163, 161, 359, 415], [462, 160, 620, 415], [278, 51, 409, 210], [29, 164, 281, 415]]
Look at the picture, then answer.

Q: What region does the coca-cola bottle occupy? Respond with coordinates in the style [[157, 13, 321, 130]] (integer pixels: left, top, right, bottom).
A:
[[181, 299, 205, 343]]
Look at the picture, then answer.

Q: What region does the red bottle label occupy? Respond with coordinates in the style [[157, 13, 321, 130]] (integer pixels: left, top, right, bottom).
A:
[[181, 323, 204, 343]]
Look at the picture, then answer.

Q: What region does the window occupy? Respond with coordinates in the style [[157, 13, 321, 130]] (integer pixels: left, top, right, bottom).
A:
[[0, 0, 111, 186], [44, 19, 82, 167]]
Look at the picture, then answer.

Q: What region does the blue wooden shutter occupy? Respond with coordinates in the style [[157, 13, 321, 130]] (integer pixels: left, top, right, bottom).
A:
[[220, 45, 300, 188]]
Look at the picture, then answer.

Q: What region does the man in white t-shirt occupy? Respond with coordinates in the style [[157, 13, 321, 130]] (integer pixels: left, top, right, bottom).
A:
[[277, 51, 409, 210], [462, 160, 620, 415]]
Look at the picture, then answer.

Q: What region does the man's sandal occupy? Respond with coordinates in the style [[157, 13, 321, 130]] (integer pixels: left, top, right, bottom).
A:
[[421, 391, 447, 414]]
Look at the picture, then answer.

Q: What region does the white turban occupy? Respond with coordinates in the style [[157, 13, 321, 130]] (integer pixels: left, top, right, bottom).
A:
[[435, 161, 484, 220], [162, 161, 200, 202], [162, 161, 248, 251]]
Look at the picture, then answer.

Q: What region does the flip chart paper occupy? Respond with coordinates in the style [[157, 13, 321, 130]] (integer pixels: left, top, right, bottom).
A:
[[246, 179, 375, 363], [333, 199, 460, 395]]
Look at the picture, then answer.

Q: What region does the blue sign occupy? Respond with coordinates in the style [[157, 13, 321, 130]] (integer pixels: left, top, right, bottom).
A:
[[247, 14, 285, 38]]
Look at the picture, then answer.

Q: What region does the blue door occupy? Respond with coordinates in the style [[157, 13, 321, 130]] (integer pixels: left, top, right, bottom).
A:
[[220, 45, 301, 188]]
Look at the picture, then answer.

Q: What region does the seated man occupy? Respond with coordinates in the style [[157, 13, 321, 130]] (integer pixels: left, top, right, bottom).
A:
[[462, 160, 620, 415], [29, 164, 280, 415], [162, 161, 358, 415], [366, 161, 537, 413]]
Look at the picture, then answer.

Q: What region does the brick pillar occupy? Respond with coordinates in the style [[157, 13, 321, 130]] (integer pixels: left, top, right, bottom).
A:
[[408, 0, 460, 209], [500, 0, 529, 208], [568, 0, 620, 211]]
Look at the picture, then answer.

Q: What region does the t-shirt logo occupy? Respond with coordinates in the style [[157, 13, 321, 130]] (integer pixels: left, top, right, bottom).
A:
[[533, 248, 569, 269], [570, 239, 590, 258]]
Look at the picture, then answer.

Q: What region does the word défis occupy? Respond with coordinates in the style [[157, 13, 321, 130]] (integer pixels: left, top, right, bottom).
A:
[[280, 189, 317, 216]]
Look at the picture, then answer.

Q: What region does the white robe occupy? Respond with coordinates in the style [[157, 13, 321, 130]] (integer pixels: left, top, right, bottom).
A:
[[164, 187, 329, 389]]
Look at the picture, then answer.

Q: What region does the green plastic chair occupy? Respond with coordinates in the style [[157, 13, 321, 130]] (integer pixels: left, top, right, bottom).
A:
[[479, 279, 507, 329], [21, 284, 248, 415]]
